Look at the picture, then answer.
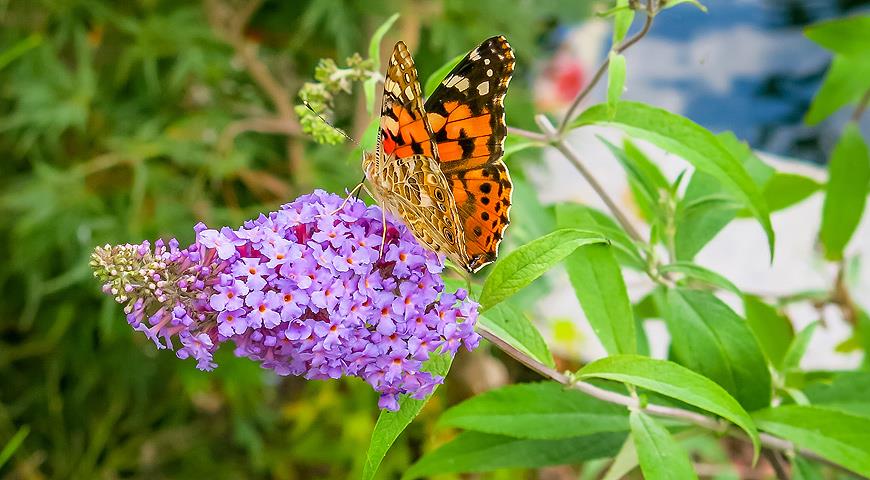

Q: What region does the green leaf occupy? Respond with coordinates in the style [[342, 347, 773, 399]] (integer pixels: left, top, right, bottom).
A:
[[363, 13, 400, 114], [362, 352, 452, 480], [478, 229, 607, 311], [601, 434, 639, 480], [805, 55, 870, 125], [555, 201, 637, 357], [743, 295, 794, 370], [554, 202, 645, 270], [674, 172, 741, 260], [403, 431, 625, 479], [611, 0, 635, 45], [0, 425, 30, 470], [792, 455, 824, 480], [630, 411, 699, 480], [623, 139, 671, 200], [575, 101, 775, 260], [607, 53, 626, 117], [424, 52, 464, 97], [660, 0, 707, 12], [577, 355, 760, 457], [753, 405, 870, 475], [664, 288, 771, 410], [363, 77, 378, 114], [564, 244, 636, 355], [0, 33, 42, 72], [723, 135, 819, 217], [479, 302, 555, 369], [804, 371, 870, 418], [858, 310, 870, 369], [368, 13, 400, 66], [659, 262, 741, 296], [782, 321, 818, 372], [717, 131, 775, 187], [439, 382, 629, 439], [804, 14, 870, 57], [599, 136, 669, 223], [760, 173, 822, 213], [633, 287, 665, 320], [820, 124, 870, 260], [634, 314, 651, 357]]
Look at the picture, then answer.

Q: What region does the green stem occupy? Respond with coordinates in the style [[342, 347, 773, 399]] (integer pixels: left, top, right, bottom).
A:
[[557, 2, 656, 134], [850, 88, 870, 123]]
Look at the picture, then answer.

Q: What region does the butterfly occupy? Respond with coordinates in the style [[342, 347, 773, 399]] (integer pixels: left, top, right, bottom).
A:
[[362, 36, 515, 273]]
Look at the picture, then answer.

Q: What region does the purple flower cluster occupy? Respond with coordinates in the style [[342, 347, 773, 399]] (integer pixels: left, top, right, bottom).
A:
[[91, 190, 480, 410]]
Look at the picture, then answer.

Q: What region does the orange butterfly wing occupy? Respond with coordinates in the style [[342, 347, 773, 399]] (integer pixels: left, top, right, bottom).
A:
[[377, 41, 437, 162], [425, 36, 515, 272]]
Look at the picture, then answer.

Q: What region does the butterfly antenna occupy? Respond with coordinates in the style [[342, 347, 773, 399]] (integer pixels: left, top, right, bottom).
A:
[[303, 101, 360, 146]]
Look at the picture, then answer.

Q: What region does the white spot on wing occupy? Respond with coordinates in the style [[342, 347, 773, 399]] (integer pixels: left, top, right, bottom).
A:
[[477, 81, 490, 95], [486, 69, 493, 77], [455, 77, 470, 92], [444, 75, 462, 88], [404, 85, 415, 99]]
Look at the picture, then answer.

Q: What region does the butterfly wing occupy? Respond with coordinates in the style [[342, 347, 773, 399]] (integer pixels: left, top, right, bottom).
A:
[[378, 41, 438, 161], [368, 41, 469, 266], [425, 36, 515, 272]]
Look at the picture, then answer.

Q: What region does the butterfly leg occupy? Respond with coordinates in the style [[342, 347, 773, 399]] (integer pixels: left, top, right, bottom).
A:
[[318, 182, 364, 218], [359, 183, 388, 260]]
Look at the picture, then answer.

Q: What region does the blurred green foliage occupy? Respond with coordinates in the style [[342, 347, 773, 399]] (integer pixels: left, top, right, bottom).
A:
[[0, 0, 593, 477]]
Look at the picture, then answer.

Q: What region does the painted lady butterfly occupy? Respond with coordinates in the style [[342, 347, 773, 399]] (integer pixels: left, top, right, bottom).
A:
[[363, 36, 515, 273]]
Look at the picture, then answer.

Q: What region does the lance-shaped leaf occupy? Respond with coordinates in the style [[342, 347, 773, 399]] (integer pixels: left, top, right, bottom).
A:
[[664, 288, 771, 410], [478, 229, 606, 311], [479, 302, 555, 369], [631, 411, 698, 480], [820, 124, 870, 260], [403, 431, 625, 479], [439, 382, 629, 439], [804, 14, 870, 57]]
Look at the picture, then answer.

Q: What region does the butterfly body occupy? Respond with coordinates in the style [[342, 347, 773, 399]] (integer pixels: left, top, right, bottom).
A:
[[364, 36, 515, 273]]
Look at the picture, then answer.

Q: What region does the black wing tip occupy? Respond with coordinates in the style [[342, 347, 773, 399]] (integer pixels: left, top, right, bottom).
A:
[[481, 36, 513, 53]]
